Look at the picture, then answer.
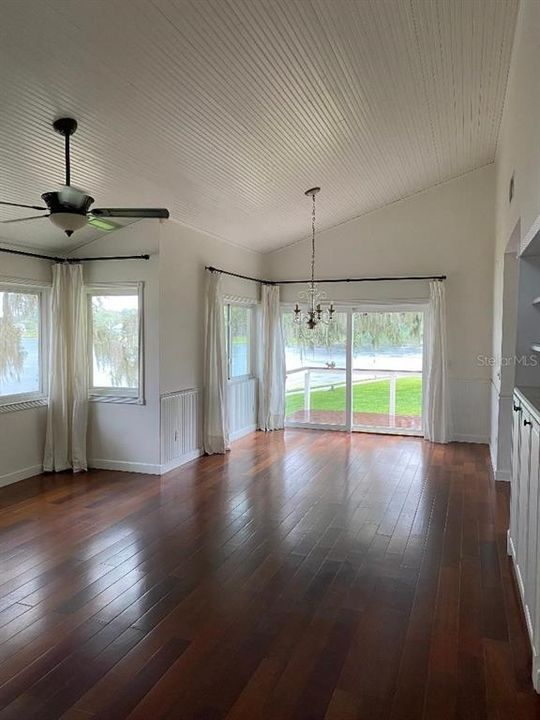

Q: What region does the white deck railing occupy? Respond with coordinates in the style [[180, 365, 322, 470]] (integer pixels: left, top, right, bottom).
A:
[[285, 366, 422, 422]]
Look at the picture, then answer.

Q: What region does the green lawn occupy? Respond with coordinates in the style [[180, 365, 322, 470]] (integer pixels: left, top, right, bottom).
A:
[[285, 376, 422, 417]]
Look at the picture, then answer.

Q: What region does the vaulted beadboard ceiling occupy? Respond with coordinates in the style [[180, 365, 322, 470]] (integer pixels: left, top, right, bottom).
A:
[[0, 0, 518, 253]]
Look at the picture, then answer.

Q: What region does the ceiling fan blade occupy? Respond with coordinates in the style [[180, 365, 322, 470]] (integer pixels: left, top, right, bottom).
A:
[[91, 208, 170, 219], [1, 214, 50, 224], [0, 200, 47, 211]]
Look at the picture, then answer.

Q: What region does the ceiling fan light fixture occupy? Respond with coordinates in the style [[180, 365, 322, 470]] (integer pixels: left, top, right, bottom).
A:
[[49, 211, 88, 236]]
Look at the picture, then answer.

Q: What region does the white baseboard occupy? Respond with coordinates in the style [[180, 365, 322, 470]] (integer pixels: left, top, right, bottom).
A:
[[509, 532, 540, 693], [489, 445, 511, 481], [490, 440, 498, 472], [452, 433, 489, 444], [507, 530, 514, 557], [508, 534, 532, 644], [88, 459, 162, 475], [160, 449, 203, 474], [230, 424, 257, 442], [0, 464, 43, 488], [89, 449, 204, 476], [534, 657, 540, 694]]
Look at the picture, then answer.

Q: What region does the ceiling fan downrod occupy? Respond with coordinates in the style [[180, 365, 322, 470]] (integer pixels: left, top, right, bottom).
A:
[[53, 117, 78, 187]]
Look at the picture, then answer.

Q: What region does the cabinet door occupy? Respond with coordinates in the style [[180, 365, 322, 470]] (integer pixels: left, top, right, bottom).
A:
[[518, 408, 532, 579], [527, 419, 540, 615], [510, 396, 522, 554]]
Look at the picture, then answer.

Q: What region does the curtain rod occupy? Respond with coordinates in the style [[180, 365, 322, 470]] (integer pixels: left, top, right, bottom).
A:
[[205, 266, 445, 285], [278, 274, 447, 284], [0, 246, 150, 263], [205, 266, 277, 285]]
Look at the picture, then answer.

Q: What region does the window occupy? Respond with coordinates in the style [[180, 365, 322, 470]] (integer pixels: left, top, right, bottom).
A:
[[0, 283, 47, 408], [224, 303, 253, 379], [87, 283, 144, 403]]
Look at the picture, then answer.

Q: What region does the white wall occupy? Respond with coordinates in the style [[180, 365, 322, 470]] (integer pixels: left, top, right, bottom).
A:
[[0, 218, 263, 483], [159, 221, 262, 394], [267, 164, 496, 442], [71, 221, 162, 473], [0, 160, 501, 485], [492, 0, 540, 478], [495, 0, 540, 257], [159, 221, 263, 457], [0, 250, 51, 486], [67, 218, 262, 473]]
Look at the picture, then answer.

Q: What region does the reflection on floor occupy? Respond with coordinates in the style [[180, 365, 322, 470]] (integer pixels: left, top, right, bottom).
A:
[[0, 430, 536, 719]]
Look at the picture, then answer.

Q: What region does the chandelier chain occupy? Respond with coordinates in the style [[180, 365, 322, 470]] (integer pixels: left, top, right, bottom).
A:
[[311, 192, 316, 291], [293, 186, 335, 329]]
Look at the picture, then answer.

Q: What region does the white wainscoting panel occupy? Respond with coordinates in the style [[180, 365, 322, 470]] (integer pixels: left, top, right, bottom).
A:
[[228, 378, 257, 441], [160, 389, 203, 473], [450, 377, 491, 443]]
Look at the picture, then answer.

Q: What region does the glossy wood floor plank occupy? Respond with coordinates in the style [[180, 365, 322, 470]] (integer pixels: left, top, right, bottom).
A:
[[0, 430, 538, 719]]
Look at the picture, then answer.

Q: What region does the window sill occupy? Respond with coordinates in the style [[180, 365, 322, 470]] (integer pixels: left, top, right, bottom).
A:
[[89, 394, 145, 405], [0, 397, 48, 414]]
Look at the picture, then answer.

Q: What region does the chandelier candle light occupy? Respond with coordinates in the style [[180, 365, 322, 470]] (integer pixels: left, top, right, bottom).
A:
[[293, 187, 335, 329]]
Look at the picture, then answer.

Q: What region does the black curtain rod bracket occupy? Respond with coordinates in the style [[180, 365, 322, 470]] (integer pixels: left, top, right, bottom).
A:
[[206, 265, 445, 285], [0, 247, 150, 263]]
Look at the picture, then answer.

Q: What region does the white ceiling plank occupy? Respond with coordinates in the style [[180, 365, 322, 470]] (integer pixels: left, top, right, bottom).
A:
[[0, 0, 518, 252]]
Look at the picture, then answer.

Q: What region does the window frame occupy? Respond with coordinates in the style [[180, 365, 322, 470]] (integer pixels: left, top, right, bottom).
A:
[[0, 278, 49, 412], [223, 300, 256, 382], [86, 282, 145, 405]]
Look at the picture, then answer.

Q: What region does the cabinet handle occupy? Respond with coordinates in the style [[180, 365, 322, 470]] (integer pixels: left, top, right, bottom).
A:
[[524, 419, 532, 427], [514, 404, 522, 412]]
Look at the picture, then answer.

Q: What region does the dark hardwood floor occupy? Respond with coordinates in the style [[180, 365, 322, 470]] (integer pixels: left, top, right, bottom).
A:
[[0, 430, 538, 719]]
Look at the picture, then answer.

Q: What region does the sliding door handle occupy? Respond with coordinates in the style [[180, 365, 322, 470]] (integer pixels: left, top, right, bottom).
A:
[[524, 419, 532, 427]]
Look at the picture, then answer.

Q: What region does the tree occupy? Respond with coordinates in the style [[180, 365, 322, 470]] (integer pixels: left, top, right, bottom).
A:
[[91, 298, 139, 387], [0, 292, 38, 384], [282, 309, 423, 363], [352, 312, 422, 349]]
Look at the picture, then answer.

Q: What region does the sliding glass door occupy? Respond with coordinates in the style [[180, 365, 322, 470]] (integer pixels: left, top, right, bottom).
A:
[[283, 311, 348, 428], [283, 306, 425, 435], [352, 310, 423, 433]]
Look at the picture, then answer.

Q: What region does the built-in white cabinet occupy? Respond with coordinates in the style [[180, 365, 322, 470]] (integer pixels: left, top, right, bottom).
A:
[[509, 388, 540, 691]]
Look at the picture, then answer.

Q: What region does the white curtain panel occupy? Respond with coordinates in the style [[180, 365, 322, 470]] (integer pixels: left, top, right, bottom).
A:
[[203, 272, 230, 454], [43, 263, 88, 472], [424, 280, 451, 443], [258, 284, 286, 431]]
